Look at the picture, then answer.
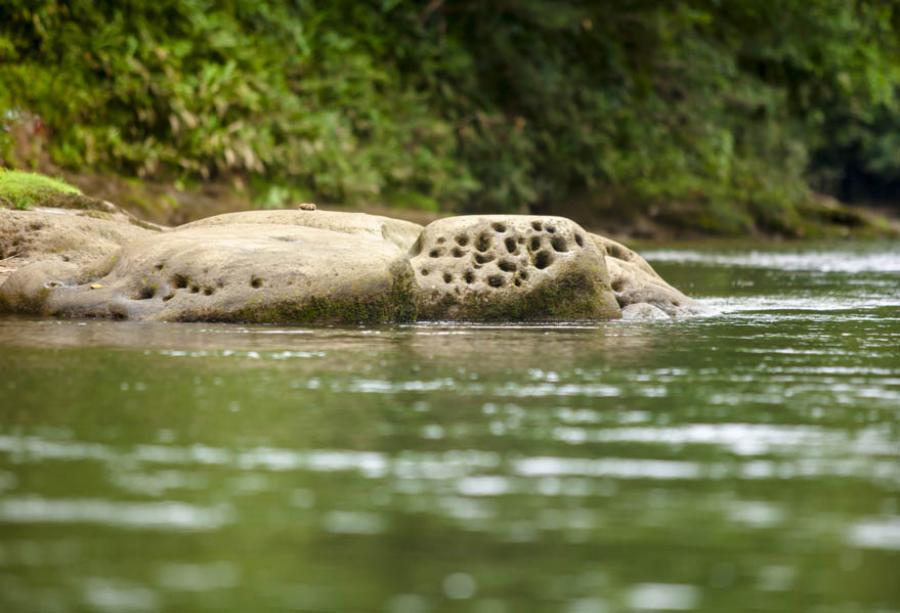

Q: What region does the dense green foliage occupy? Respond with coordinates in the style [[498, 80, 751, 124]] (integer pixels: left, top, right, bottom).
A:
[[1, 1, 899, 232]]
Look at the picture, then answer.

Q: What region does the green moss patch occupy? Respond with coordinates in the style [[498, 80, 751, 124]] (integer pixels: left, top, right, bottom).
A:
[[0, 169, 81, 209]]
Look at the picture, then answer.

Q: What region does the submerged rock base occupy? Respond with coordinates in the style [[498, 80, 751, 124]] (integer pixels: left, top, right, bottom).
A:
[[0, 205, 698, 323]]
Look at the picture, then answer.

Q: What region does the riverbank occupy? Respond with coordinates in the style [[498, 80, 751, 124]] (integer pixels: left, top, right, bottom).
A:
[[6, 1, 900, 245], [54, 170, 900, 243]]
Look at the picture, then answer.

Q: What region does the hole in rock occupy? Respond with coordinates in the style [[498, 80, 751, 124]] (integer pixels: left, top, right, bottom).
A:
[[531, 221, 542, 231], [190, 285, 200, 294], [138, 286, 156, 300], [575, 233, 584, 247], [452, 247, 464, 258], [154, 263, 164, 271], [504, 237, 517, 253], [514, 278, 522, 286], [429, 249, 442, 258], [534, 251, 553, 269], [519, 270, 529, 281], [475, 233, 491, 252], [550, 236, 568, 252], [608, 245, 623, 258], [420, 268, 430, 276], [464, 270, 475, 284], [491, 222, 506, 233], [546, 225, 556, 234], [443, 273, 452, 283], [203, 287, 214, 296], [251, 277, 263, 289], [612, 279, 625, 292], [437, 237, 446, 244], [172, 274, 189, 289], [456, 234, 469, 246], [474, 252, 495, 264], [498, 259, 517, 273], [487, 275, 504, 288], [162, 293, 175, 302], [529, 236, 541, 251]]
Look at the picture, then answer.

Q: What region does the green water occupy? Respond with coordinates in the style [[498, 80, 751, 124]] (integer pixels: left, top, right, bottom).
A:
[[1, 244, 898, 613]]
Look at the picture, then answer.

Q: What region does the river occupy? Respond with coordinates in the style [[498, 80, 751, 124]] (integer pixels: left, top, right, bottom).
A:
[[0, 242, 898, 612]]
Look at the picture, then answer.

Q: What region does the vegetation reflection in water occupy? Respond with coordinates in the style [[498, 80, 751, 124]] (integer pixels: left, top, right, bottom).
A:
[[0, 243, 898, 613]]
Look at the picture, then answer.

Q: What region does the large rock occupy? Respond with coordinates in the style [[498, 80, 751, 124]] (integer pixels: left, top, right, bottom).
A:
[[591, 234, 700, 317], [6, 221, 415, 324], [410, 215, 621, 320], [0, 207, 155, 278], [0, 207, 157, 312], [0, 207, 696, 324]]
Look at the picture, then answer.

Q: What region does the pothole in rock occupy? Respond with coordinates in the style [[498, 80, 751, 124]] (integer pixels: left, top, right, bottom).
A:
[[136, 286, 156, 300], [550, 236, 568, 252], [533, 250, 553, 269], [498, 259, 517, 273]]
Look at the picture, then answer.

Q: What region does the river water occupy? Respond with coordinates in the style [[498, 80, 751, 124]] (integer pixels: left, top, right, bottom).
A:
[[0, 243, 898, 612]]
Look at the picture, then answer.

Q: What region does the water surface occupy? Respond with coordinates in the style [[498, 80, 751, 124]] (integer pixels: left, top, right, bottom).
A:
[[1, 243, 898, 612]]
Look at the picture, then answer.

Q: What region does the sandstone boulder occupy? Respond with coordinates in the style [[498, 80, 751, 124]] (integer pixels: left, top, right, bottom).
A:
[[9, 221, 415, 323], [0, 207, 697, 324], [409, 215, 621, 320], [0, 207, 156, 290], [591, 234, 699, 317]]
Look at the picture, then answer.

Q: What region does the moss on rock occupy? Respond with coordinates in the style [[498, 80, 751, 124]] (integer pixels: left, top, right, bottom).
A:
[[0, 170, 82, 209]]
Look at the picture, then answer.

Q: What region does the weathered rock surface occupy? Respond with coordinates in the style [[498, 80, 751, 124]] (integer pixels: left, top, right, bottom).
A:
[[2, 213, 415, 323], [0, 207, 157, 302], [410, 215, 620, 320], [181, 210, 422, 252], [0, 206, 697, 323], [621, 302, 672, 321], [592, 234, 699, 317]]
